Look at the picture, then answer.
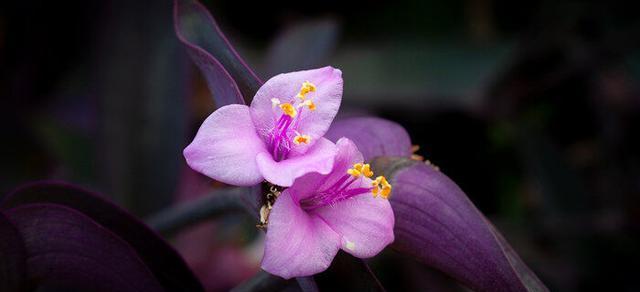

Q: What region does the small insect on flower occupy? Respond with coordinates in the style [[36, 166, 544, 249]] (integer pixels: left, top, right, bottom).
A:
[[261, 138, 395, 279], [257, 185, 281, 229]]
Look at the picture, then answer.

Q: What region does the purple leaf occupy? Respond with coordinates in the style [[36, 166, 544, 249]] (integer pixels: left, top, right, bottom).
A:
[[1, 181, 203, 291], [325, 117, 412, 161], [0, 213, 26, 292], [5, 203, 163, 291], [174, 0, 262, 106], [384, 160, 547, 292]]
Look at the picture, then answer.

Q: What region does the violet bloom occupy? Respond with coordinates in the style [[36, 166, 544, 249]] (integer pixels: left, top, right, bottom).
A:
[[184, 67, 343, 187], [261, 138, 394, 279]]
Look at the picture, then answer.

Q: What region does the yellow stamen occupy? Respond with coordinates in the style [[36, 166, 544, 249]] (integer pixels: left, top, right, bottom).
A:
[[297, 81, 316, 100], [293, 134, 311, 145], [361, 164, 373, 178], [306, 100, 316, 111], [347, 163, 363, 177], [381, 185, 392, 199], [372, 176, 392, 199], [347, 169, 361, 177], [347, 162, 374, 178], [279, 103, 297, 117]]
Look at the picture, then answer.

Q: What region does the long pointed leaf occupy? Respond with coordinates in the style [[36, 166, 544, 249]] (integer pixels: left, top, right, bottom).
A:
[[5, 204, 164, 291], [375, 159, 547, 292], [1, 181, 204, 291], [174, 0, 262, 105]]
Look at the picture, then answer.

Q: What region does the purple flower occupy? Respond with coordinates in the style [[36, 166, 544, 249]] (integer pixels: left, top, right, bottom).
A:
[[184, 66, 343, 187], [261, 138, 395, 279]]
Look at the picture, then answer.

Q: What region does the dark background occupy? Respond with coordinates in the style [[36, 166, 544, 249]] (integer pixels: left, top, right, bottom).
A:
[[1, 0, 639, 291]]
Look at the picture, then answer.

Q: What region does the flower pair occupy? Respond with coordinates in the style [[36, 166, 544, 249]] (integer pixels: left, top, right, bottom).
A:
[[184, 67, 395, 279]]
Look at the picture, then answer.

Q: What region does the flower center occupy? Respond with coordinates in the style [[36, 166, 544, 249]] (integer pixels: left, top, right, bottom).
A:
[[300, 163, 391, 211], [268, 81, 317, 161]]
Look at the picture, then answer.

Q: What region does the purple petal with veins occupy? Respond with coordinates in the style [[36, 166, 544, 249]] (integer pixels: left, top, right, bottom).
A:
[[261, 138, 394, 278], [184, 67, 343, 187]]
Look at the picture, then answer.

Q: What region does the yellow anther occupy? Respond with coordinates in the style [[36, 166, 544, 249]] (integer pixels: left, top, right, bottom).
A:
[[380, 185, 392, 199], [347, 163, 374, 178], [293, 134, 311, 145], [347, 168, 361, 177], [371, 176, 392, 199], [376, 176, 390, 187], [298, 81, 316, 100], [298, 99, 317, 111], [361, 164, 373, 178], [279, 103, 297, 117], [306, 100, 316, 111], [347, 163, 363, 177]]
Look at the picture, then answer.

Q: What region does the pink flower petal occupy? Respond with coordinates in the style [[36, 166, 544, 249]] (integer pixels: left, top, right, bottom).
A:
[[250, 67, 343, 149], [183, 104, 267, 186], [313, 191, 395, 258], [256, 137, 336, 187], [286, 138, 363, 200], [261, 190, 341, 279], [295, 138, 394, 258]]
